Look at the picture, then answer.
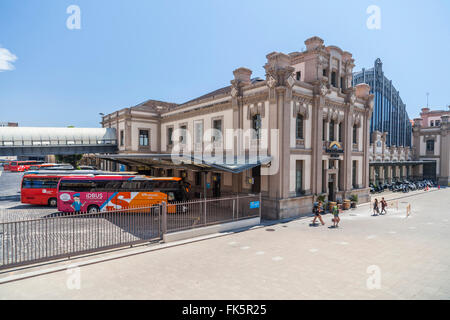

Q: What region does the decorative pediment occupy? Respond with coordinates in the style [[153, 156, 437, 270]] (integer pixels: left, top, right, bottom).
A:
[[247, 102, 265, 120], [422, 134, 437, 142], [324, 107, 344, 123], [293, 101, 310, 119], [351, 113, 362, 128]]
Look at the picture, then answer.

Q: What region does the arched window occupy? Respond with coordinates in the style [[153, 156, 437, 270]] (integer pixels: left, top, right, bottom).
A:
[[252, 114, 261, 139], [296, 114, 304, 139]]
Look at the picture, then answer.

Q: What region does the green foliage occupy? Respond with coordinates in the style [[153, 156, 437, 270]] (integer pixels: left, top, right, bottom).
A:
[[55, 154, 83, 169], [316, 194, 327, 203], [349, 194, 358, 203]]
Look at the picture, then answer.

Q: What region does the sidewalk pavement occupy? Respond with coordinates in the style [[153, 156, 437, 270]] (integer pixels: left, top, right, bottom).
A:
[[0, 187, 449, 299]]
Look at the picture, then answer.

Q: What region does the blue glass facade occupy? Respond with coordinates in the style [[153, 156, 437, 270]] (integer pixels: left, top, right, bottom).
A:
[[352, 58, 412, 147]]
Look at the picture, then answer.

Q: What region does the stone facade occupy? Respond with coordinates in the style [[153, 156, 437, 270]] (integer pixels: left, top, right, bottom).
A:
[[368, 131, 417, 184], [412, 107, 450, 186], [101, 36, 374, 220]]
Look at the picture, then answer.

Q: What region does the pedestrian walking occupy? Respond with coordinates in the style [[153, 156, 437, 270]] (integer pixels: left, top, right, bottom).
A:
[[380, 197, 387, 215], [373, 198, 380, 216], [312, 201, 325, 225], [332, 203, 340, 228]]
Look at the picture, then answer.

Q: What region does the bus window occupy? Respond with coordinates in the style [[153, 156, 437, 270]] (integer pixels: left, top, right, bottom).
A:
[[59, 180, 94, 192]]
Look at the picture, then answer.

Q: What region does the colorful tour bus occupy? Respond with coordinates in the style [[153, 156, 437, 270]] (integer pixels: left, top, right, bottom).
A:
[[21, 171, 138, 207], [57, 176, 190, 213]]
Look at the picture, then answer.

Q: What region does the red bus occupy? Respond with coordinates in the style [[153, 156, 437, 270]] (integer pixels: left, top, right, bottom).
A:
[[8, 160, 44, 172], [2, 161, 11, 171], [27, 163, 74, 171], [21, 174, 70, 206], [57, 176, 190, 213]]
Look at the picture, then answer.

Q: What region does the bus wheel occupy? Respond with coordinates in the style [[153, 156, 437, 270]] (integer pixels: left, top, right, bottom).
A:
[[48, 198, 57, 207], [87, 205, 100, 214]]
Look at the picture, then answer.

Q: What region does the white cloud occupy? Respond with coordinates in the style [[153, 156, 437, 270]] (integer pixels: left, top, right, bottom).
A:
[[0, 46, 18, 72]]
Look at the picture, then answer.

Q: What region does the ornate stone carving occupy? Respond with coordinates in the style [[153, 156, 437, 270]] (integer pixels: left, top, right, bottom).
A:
[[293, 101, 310, 119], [247, 102, 266, 120], [267, 76, 276, 88]]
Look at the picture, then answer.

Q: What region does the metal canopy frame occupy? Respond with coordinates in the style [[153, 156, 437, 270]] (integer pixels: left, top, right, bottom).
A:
[[96, 153, 272, 174]]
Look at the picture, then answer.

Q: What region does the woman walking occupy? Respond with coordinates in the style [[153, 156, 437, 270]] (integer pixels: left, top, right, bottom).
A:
[[312, 201, 325, 225], [373, 198, 380, 216]]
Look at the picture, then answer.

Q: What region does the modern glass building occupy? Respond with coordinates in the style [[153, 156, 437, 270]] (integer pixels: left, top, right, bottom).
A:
[[352, 58, 412, 147]]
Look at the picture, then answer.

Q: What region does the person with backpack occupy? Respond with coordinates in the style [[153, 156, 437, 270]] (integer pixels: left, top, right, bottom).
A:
[[332, 203, 340, 228], [312, 201, 325, 226]]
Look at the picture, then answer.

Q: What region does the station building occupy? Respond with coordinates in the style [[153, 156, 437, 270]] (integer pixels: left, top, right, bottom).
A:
[[100, 36, 374, 219], [412, 107, 450, 186]]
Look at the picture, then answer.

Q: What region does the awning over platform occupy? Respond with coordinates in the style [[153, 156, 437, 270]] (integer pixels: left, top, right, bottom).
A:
[[97, 153, 272, 174]]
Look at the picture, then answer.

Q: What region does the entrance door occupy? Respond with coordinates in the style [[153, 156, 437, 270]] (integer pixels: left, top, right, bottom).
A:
[[212, 173, 221, 198], [252, 166, 261, 193], [328, 174, 335, 201], [423, 161, 437, 181]]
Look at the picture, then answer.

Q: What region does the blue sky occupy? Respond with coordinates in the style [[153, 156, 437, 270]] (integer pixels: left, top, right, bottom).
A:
[[0, 0, 449, 127]]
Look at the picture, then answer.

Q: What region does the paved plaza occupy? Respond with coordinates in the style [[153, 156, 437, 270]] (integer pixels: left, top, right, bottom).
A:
[[0, 184, 449, 299]]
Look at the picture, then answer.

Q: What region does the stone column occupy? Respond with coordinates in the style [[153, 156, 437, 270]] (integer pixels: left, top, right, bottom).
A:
[[439, 116, 450, 186], [264, 53, 294, 201]]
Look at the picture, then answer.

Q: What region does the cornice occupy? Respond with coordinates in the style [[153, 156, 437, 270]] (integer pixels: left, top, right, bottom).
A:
[[161, 101, 232, 123]]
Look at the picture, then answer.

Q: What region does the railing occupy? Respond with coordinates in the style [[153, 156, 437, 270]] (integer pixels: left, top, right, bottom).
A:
[[0, 206, 162, 269], [165, 194, 261, 233], [0, 194, 261, 270]]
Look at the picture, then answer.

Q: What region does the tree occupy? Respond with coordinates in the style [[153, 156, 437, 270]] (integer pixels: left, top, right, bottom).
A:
[[55, 154, 83, 169]]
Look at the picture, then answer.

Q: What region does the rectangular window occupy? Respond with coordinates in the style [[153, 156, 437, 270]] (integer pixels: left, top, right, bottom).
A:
[[340, 77, 345, 89], [195, 172, 202, 186], [296, 71, 301, 81], [430, 120, 434, 127], [179, 125, 187, 143], [167, 127, 173, 145], [139, 130, 149, 146], [352, 160, 357, 189], [194, 121, 203, 144], [120, 130, 124, 146], [329, 121, 335, 141], [331, 71, 337, 87], [426, 140, 434, 152], [322, 120, 327, 141], [296, 115, 304, 139], [353, 125, 357, 144], [338, 123, 342, 142], [252, 114, 261, 139], [212, 119, 222, 142], [295, 160, 303, 196]]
